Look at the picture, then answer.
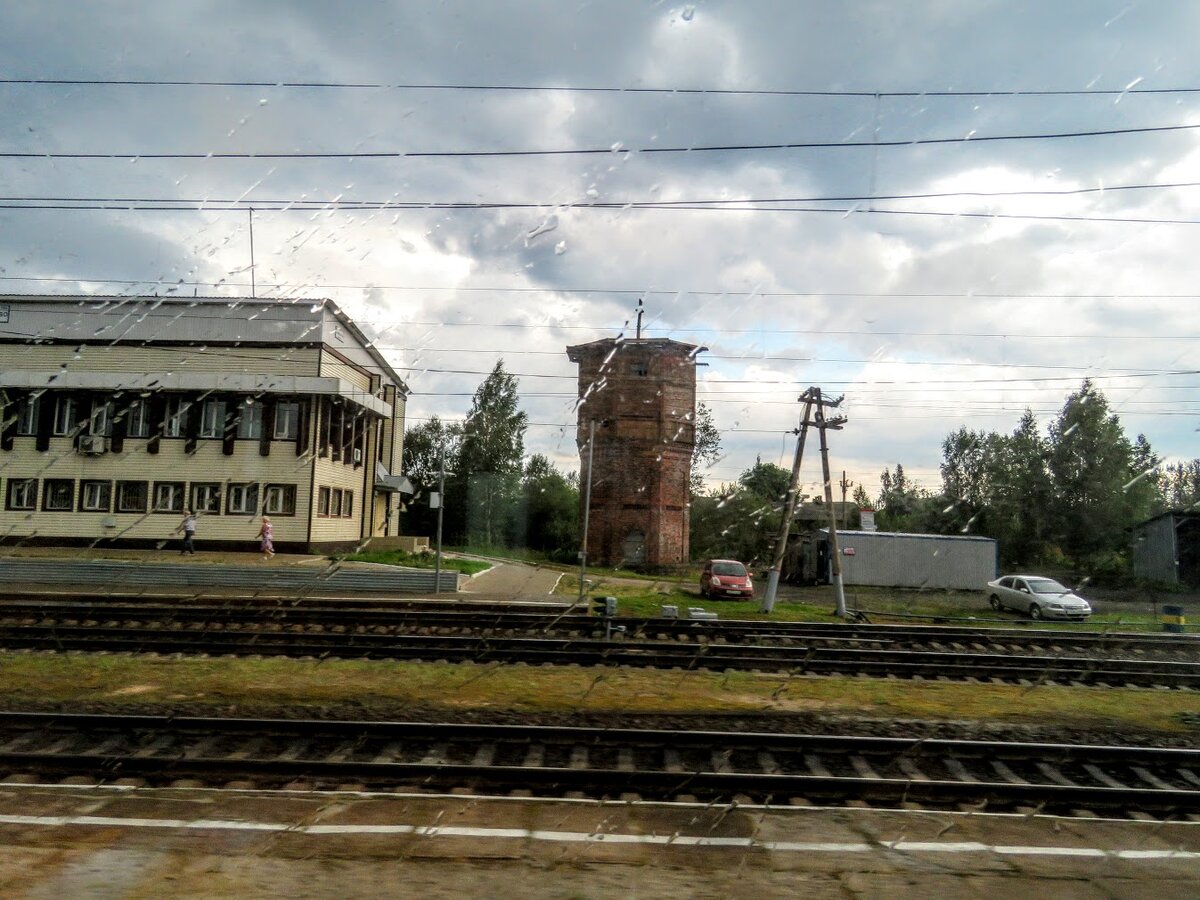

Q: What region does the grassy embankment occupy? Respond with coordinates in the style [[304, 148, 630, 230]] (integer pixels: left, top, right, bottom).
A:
[[557, 573, 1170, 629], [337, 548, 492, 576], [1, 652, 1198, 734]]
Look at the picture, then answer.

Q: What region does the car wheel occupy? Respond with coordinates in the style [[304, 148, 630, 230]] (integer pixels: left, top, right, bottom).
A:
[[989, 594, 1002, 611], [1028, 604, 1042, 620], [700, 584, 708, 599]]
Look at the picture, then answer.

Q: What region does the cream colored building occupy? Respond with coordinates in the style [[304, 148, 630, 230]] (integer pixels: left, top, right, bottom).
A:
[[0, 295, 411, 552]]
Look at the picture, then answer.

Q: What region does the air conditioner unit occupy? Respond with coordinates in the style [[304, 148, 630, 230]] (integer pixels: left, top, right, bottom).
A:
[[78, 435, 106, 455], [352, 448, 363, 464]]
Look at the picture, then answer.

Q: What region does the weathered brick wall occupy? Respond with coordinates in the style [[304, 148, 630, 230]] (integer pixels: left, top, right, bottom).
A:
[[567, 338, 697, 566]]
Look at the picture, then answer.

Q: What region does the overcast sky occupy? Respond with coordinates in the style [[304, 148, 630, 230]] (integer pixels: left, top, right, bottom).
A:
[[2, 1, 1197, 498]]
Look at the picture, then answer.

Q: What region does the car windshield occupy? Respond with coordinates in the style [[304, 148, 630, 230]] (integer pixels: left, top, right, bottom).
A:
[[1027, 579, 1069, 594], [712, 562, 747, 577]]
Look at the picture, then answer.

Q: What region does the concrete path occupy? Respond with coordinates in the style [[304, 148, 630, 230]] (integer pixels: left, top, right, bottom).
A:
[[461, 561, 563, 601], [1, 784, 1195, 897]]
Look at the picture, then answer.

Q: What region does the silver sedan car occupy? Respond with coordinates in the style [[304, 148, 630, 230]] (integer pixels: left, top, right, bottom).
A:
[[986, 575, 1092, 620]]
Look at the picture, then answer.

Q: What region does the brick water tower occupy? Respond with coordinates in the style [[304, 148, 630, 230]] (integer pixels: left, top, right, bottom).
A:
[[566, 336, 701, 567]]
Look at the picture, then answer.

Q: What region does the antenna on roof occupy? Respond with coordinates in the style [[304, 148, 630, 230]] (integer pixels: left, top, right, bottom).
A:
[[635, 298, 643, 339]]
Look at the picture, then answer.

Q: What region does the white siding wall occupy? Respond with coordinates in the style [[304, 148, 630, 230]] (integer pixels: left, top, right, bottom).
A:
[[6, 344, 320, 376], [310, 454, 368, 544], [0, 433, 311, 544], [318, 353, 373, 392]]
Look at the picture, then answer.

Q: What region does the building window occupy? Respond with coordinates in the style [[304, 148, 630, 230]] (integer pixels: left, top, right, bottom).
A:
[[227, 483, 259, 515], [318, 487, 354, 518], [116, 481, 148, 513], [263, 484, 296, 516], [191, 482, 221, 514], [88, 401, 113, 436], [16, 397, 38, 436], [79, 480, 112, 512], [152, 481, 186, 513], [124, 400, 150, 438], [163, 398, 185, 437], [52, 396, 77, 436], [5, 479, 36, 510], [274, 401, 300, 440], [236, 399, 263, 439], [42, 479, 74, 511], [199, 399, 226, 438], [630, 363, 649, 377]]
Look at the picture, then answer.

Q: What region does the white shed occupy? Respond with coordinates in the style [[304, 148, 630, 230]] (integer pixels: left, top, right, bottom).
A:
[[819, 530, 998, 590]]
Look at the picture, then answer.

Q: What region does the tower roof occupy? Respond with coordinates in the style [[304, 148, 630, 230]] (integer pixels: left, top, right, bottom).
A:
[[566, 336, 701, 362]]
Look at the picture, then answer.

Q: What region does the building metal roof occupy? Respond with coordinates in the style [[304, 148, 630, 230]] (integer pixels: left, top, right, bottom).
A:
[[0, 294, 409, 397]]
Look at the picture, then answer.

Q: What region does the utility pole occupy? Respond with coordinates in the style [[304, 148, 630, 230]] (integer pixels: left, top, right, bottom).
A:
[[433, 445, 445, 595], [577, 418, 596, 608], [840, 471, 853, 530], [815, 389, 848, 618], [248, 208, 256, 298], [761, 391, 815, 613]]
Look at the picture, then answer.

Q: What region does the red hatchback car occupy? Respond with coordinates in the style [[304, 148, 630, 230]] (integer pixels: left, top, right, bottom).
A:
[[700, 559, 754, 599]]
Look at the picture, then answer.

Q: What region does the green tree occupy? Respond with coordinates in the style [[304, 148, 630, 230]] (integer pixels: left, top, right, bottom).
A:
[[689, 459, 791, 564], [507, 454, 579, 557], [876, 463, 928, 531], [400, 415, 461, 538], [689, 402, 722, 495], [1047, 380, 1158, 565], [1160, 460, 1200, 511], [455, 361, 528, 546]]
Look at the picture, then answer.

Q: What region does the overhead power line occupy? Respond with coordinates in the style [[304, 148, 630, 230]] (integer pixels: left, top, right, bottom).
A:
[[2, 200, 1194, 226], [2, 122, 1197, 161], [4, 77, 1197, 99], [6, 274, 1200, 304], [4, 180, 1197, 207]]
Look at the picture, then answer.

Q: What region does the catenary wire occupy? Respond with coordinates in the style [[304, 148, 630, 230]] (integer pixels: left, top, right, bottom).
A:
[[2, 121, 1198, 160], [3, 77, 1198, 98]]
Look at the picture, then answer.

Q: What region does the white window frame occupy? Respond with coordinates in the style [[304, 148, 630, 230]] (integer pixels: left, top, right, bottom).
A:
[[199, 399, 226, 439], [124, 400, 150, 438], [15, 397, 38, 436], [80, 480, 112, 512], [274, 401, 300, 440], [191, 483, 221, 514], [236, 400, 263, 439], [52, 396, 77, 436], [330, 488, 343, 518], [163, 398, 185, 438], [88, 400, 113, 436], [153, 482, 185, 513], [263, 484, 295, 516], [317, 486, 331, 516], [227, 483, 259, 515], [6, 479, 36, 510]]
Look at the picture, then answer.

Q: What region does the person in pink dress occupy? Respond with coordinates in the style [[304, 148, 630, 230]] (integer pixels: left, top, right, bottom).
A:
[[256, 516, 275, 559]]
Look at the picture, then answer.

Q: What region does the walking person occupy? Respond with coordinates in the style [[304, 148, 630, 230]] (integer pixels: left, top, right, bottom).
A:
[[256, 515, 275, 560], [176, 509, 197, 555]]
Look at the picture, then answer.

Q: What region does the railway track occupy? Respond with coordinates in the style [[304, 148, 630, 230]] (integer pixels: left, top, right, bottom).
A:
[[1, 598, 1196, 659], [2, 620, 1199, 686], [0, 711, 1197, 817]]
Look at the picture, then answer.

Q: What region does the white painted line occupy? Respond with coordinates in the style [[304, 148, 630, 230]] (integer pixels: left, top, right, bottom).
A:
[[548, 572, 564, 595], [0, 813, 1196, 859], [3, 783, 1200, 829]]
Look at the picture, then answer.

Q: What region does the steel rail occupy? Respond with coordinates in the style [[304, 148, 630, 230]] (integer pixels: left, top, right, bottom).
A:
[[0, 599, 1194, 652], [0, 712, 1197, 813], [1, 624, 1198, 685]]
